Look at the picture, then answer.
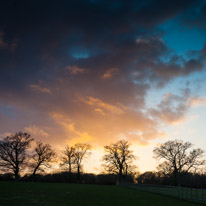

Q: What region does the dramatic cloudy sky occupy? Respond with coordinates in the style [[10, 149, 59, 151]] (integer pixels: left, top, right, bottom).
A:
[[1, 0, 206, 173]]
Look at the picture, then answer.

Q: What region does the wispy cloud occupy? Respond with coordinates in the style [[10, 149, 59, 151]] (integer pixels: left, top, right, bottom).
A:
[[80, 96, 127, 115], [66, 65, 86, 75], [30, 84, 51, 94], [101, 68, 119, 79], [189, 97, 206, 107], [24, 125, 49, 139]]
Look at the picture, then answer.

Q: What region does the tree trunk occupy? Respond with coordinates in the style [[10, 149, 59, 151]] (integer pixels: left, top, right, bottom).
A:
[[15, 167, 19, 180], [32, 162, 41, 177], [69, 163, 72, 174], [32, 167, 38, 177], [77, 165, 80, 182], [119, 164, 123, 176], [118, 164, 123, 182]]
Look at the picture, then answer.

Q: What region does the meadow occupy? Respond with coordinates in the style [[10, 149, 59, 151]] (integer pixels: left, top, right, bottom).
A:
[[0, 181, 204, 206]]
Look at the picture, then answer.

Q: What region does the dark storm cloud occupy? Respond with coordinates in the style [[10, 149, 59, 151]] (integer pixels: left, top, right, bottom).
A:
[[0, 0, 205, 145], [0, 0, 201, 86], [0, 0, 203, 99]]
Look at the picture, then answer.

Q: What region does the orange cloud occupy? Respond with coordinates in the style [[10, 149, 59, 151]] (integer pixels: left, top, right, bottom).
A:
[[94, 108, 106, 116], [189, 97, 206, 107], [159, 114, 185, 125], [80, 96, 127, 115], [50, 112, 94, 144], [30, 84, 51, 94], [66, 65, 86, 75], [101, 68, 119, 79], [49, 106, 164, 147]]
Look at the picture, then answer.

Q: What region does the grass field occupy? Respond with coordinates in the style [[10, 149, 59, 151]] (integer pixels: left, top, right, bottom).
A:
[[0, 181, 204, 206]]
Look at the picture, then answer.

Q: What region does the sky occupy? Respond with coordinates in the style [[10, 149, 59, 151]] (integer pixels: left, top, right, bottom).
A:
[[0, 0, 206, 174]]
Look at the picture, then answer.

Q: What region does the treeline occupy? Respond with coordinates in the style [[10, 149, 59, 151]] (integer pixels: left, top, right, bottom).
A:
[[0, 131, 206, 187], [138, 171, 206, 188], [0, 172, 134, 185]]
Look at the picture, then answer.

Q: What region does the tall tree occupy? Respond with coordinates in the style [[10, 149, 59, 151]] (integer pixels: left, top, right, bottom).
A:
[[102, 140, 136, 178], [31, 141, 56, 177], [0, 132, 33, 180], [61, 145, 75, 174], [153, 139, 205, 185], [73, 143, 91, 180]]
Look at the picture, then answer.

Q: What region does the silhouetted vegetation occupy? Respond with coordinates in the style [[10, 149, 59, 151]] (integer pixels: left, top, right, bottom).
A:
[[1, 132, 206, 188], [153, 140, 205, 186], [60, 143, 91, 182], [61, 145, 76, 174], [31, 141, 56, 177], [102, 140, 137, 181], [0, 171, 135, 185], [137, 170, 206, 188], [72, 143, 91, 181], [0, 132, 33, 180]]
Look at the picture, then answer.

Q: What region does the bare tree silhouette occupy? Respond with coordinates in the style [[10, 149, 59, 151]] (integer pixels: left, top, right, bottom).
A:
[[61, 145, 76, 174], [73, 143, 91, 181], [31, 141, 56, 177], [153, 139, 205, 185], [102, 140, 137, 180], [0, 132, 33, 180]]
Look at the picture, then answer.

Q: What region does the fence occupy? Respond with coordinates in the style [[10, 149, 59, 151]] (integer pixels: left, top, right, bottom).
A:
[[120, 182, 206, 204]]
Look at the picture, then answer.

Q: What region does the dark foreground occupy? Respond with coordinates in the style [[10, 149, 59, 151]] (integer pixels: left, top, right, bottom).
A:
[[0, 181, 203, 206]]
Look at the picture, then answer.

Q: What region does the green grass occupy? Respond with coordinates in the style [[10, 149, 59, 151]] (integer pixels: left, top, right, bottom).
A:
[[0, 181, 203, 206]]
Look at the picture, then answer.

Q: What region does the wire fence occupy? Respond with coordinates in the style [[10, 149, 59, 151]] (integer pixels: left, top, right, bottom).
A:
[[120, 182, 206, 204]]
